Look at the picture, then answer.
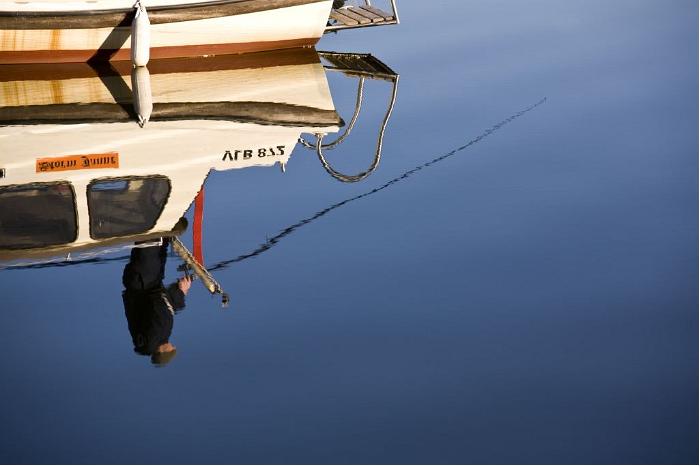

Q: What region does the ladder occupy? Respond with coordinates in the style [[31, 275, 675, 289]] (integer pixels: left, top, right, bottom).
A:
[[299, 52, 399, 183], [326, 0, 399, 32]]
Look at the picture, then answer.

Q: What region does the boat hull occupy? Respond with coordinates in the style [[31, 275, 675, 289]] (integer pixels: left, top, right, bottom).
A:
[[0, 0, 332, 63], [0, 48, 341, 262]]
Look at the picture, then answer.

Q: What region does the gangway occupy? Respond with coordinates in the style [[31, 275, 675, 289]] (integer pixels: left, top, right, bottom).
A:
[[326, 0, 399, 32]]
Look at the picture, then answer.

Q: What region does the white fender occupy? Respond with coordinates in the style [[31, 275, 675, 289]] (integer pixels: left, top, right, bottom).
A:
[[131, 66, 153, 127], [131, 2, 150, 67]]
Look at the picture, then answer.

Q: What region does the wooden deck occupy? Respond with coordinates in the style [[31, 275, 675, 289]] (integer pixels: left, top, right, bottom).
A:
[[319, 51, 397, 81], [326, 4, 397, 31]]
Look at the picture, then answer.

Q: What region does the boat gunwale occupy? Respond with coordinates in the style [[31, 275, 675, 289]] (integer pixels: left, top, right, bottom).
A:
[[0, 101, 344, 127], [0, 0, 329, 29]]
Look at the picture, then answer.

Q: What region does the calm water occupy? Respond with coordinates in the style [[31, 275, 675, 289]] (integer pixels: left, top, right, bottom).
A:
[[1, 1, 698, 464]]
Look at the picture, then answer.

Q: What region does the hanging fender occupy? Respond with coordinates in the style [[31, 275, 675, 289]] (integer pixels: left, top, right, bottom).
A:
[[131, 1, 150, 67], [131, 66, 153, 127]]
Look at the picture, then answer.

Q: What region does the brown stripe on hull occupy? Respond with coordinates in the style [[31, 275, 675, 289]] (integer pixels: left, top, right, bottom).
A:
[[0, 37, 319, 64], [0, 47, 321, 81], [0, 0, 328, 29], [0, 101, 344, 127]]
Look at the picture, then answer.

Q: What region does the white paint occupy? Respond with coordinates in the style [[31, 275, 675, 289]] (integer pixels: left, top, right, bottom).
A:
[[0, 62, 335, 110], [0, 1, 332, 54]]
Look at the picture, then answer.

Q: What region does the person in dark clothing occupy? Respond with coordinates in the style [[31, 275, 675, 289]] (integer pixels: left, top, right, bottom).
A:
[[122, 237, 191, 366]]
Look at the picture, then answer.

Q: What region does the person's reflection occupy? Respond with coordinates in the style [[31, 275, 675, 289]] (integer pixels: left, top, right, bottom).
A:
[[122, 237, 192, 366]]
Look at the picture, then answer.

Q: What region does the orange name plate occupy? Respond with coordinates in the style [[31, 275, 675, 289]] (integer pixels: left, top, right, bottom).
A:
[[36, 152, 119, 173]]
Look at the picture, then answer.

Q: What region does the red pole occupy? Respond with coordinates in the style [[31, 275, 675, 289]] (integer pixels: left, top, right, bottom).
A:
[[193, 187, 204, 264]]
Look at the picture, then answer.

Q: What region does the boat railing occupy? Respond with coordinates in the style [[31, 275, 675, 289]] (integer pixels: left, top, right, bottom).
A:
[[299, 51, 399, 183], [325, 0, 399, 32], [172, 236, 229, 308]]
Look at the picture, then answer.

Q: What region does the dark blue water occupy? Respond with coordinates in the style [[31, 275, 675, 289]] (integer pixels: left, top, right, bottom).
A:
[[1, 1, 697, 463]]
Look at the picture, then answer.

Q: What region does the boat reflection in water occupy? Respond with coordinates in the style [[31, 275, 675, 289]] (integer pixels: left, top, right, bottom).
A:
[[0, 47, 399, 364]]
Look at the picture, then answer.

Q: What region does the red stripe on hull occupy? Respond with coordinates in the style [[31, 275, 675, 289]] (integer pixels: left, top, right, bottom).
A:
[[0, 47, 321, 82], [193, 188, 205, 265], [0, 37, 319, 64]]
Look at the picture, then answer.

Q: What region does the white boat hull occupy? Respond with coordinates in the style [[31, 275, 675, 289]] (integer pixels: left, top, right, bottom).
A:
[[0, 0, 333, 63], [0, 49, 341, 262]]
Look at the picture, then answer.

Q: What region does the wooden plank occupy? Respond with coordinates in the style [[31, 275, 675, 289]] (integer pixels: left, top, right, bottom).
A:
[[330, 10, 359, 25], [347, 6, 382, 23], [357, 5, 394, 21], [335, 7, 372, 24]]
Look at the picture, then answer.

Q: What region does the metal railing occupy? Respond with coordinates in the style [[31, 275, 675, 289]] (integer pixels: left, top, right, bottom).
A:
[[299, 52, 399, 183]]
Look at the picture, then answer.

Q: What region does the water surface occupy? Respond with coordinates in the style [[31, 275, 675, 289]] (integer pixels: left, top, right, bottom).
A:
[[0, 1, 697, 463]]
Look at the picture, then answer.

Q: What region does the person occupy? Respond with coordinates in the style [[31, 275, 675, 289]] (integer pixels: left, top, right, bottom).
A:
[[122, 236, 192, 366]]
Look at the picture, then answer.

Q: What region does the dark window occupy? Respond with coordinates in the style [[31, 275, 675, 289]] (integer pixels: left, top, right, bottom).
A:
[[0, 182, 77, 249], [88, 176, 170, 239]]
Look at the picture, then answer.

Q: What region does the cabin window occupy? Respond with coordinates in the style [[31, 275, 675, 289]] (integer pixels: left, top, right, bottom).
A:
[[0, 182, 77, 249], [87, 176, 170, 239]]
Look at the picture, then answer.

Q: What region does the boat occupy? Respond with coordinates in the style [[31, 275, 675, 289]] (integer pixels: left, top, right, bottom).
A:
[[0, 0, 399, 64], [0, 48, 340, 262], [0, 48, 399, 275]]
